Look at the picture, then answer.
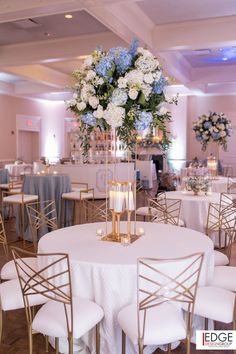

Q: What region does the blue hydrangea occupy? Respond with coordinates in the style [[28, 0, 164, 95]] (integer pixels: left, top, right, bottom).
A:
[[109, 47, 132, 74], [196, 136, 203, 141], [203, 121, 212, 129], [95, 56, 114, 80], [134, 111, 152, 130], [81, 112, 96, 126], [211, 132, 220, 139], [153, 75, 166, 94], [129, 38, 139, 58]]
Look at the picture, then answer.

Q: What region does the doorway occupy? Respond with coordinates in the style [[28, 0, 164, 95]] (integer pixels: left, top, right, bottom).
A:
[[17, 130, 40, 163]]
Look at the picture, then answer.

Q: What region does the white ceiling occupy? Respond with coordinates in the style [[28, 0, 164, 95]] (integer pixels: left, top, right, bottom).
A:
[[0, 0, 236, 100]]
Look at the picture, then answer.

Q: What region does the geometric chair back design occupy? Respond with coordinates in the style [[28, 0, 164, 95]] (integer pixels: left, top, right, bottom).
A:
[[83, 200, 112, 223], [137, 253, 204, 354], [219, 192, 236, 214], [0, 213, 8, 257], [11, 247, 72, 354], [11, 246, 103, 354], [26, 200, 58, 251], [206, 202, 236, 264], [118, 253, 204, 354], [149, 192, 182, 226], [227, 177, 236, 193]]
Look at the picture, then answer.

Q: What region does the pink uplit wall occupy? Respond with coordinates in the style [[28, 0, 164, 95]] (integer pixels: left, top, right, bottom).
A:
[[0, 94, 73, 161]]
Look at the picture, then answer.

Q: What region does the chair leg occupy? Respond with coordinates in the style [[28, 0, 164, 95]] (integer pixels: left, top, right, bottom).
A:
[[96, 323, 100, 354], [28, 325, 33, 354], [21, 203, 25, 248], [167, 343, 171, 354], [204, 317, 208, 330], [45, 335, 49, 352], [0, 307, 2, 343], [55, 337, 59, 354], [121, 330, 126, 354], [68, 334, 73, 354]]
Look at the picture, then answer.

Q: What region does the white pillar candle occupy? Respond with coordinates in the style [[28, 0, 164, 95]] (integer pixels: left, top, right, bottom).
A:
[[114, 191, 124, 213], [109, 190, 114, 210], [125, 190, 135, 211]]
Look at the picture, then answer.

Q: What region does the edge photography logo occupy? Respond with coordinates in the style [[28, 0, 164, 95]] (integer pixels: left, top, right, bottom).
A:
[[196, 331, 236, 350]]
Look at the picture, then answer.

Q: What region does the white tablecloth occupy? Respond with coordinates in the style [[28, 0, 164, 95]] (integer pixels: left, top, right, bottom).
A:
[[5, 163, 32, 177], [166, 191, 220, 233], [38, 222, 214, 354]]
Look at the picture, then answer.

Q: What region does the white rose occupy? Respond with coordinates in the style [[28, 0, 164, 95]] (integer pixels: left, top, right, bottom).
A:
[[118, 77, 128, 89], [158, 104, 168, 115], [73, 93, 78, 99], [143, 73, 154, 84], [125, 69, 144, 86], [76, 102, 86, 111], [84, 55, 93, 67], [96, 77, 104, 85], [103, 103, 125, 128], [128, 88, 139, 100], [94, 105, 104, 119], [89, 96, 99, 109]]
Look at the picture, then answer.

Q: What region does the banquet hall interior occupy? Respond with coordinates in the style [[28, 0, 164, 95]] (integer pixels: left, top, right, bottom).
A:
[[0, 1, 236, 354]]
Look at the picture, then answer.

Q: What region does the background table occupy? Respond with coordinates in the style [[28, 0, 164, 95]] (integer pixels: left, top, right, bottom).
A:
[[5, 163, 32, 177], [0, 168, 9, 184], [38, 221, 214, 354], [21, 174, 72, 240], [166, 191, 220, 233]]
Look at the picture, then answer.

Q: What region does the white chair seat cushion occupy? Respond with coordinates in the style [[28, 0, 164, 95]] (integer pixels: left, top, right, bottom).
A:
[[1, 257, 37, 280], [0, 278, 47, 311], [32, 296, 104, 338], [210, 266, 236, 292], [71, 187, 86, 192], [117, 302, 186, 346], [3, 194, 38, 204], [136, 207, 158, 217], [62, 191, 93, 201], [214, 250, 229, 266], [194, 286, 235, 323]]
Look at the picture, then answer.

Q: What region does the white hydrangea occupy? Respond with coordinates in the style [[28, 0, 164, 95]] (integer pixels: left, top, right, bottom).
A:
[[125, 69, 144, 86], [89, 96, 99, 109], [76, 101, 86, 111], [136, 47, 154, 58], [103, 103, 125, 128], [96, 77, 104, 86], [153, 71, 162, 82], [86, 70, 96, 81], [83, 55, 93, 68], [141, 83, 152, 100], [73, 93, 78, 99], [143, 73, 154, 84], [212, 115, 218, 122], [135, 55, 158, 73], [93, 105, 104, 119], [118, 77, 128, 89], [66, 99, 76, 108], [217, 123, 225, 130], [128, 88, 139, 100], [80, 84, 95, 103]]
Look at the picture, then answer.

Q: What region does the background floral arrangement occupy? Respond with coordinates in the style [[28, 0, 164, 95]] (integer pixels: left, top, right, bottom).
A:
[[193, 111, 232, 151], [186, 176, 209, 194], [66, 39, 177, 159]]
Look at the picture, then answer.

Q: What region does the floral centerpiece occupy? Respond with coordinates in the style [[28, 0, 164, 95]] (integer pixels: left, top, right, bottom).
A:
[[193, 111, 232, 151], [185, 176, 209, 195], [66, 40, 177, 160]]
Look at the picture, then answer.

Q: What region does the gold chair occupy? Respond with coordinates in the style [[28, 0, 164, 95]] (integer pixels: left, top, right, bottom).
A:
[[83, 200, 112, 223], [2, 191, 39, 247], [26, 200, 58, 251], [11, 247, 104, 354], [136, 191, 166, 221], [117, 253, 204, 354], [206, 202, 236, 265], [151, 197, 183, 226], [61, 182, 95, 225], [0, 213, 8, 257]]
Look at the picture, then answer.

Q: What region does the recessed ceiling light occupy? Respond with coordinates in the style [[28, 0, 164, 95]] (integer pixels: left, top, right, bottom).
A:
[[222, 57, 228, 61], [65, 14, 73, 19]]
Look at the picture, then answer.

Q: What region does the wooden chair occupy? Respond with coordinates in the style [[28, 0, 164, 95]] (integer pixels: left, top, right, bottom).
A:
[[118, 253, 204, 354], [0, 213, 8, 257], [11, 247, 104, 354]]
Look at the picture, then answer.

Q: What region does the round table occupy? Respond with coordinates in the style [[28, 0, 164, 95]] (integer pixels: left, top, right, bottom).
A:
[[38, 222, 214, 354], [166, 191, 220, 233], [210, 177, 228, 193]]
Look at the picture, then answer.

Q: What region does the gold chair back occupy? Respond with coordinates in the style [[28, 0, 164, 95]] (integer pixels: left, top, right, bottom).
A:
[[137, 253, 204, 351], [26, 200, 58, 251], [0, 213, 8, 257], [149, 192, 182, 226], [11, 247, 73, 339], [227, 178, 236, 193]]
